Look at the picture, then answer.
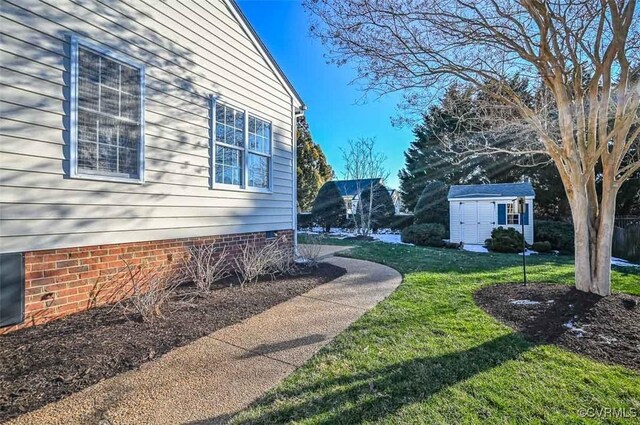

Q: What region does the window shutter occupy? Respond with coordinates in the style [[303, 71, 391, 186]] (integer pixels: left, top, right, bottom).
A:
[[497, 204, 506, 225], [0, 252, 24, 328], [523, 203, 529, 225]]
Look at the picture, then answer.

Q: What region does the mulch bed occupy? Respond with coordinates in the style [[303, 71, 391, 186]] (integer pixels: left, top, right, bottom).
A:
[[474, 283, 639, 371], [0, 262, 346, 422]]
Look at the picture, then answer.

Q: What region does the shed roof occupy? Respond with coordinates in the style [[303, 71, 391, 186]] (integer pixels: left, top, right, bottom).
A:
[[333, 178, 383, 197], [448, 182, 535, 199]]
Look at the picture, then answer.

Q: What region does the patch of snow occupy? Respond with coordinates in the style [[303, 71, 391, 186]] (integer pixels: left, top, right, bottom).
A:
[[599, 335, 618, 345], [370, 233, 411, 245], [563, 319, 587, 337], [300, 228, 412, 245], [462, 244, 490, 253], [510, 299, 541, 306], [302, 229, 640, 268], [611, 257, 640, 267], [461, 245, 537, 255]]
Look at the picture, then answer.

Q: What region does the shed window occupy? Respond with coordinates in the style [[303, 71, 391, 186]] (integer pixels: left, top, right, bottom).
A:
[[507, 203, 519, 225], [71, 39, 144, 182]]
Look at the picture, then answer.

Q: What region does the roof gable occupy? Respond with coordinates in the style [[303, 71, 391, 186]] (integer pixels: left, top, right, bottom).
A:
[[224, 0, 304, 108], [333, 178, 383, 197], [448, 182, 535, 199]]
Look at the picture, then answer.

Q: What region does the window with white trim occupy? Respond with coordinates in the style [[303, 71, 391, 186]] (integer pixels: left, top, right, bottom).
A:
[[247, 115, 271, 189], [507, 203, 520, 224], [214, 103, 245, 186], [72, 40, 144, 181], [212, 101, 272, 190]]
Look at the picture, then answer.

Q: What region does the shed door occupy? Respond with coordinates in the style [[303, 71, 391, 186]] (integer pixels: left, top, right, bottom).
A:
[[460, 202, 479, 244], [477, 202, 496, 243]]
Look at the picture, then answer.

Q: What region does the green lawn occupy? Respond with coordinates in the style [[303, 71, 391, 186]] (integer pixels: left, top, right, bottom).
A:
[[234, 240, 640, 424]]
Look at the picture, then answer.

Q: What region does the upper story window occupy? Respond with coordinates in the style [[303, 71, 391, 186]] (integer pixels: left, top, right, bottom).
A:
[[507, 203, 520, 225], [70, 37, 145, 183], [213, 100, 272, 191]]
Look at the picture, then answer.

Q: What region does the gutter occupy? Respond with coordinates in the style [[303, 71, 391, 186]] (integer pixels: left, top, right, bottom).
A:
[[292, 104, 307, 253]]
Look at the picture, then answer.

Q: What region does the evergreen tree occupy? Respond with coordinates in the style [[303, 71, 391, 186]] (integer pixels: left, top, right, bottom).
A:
[[359, 182, 395, 231], [297, 116, 333, 212], [414, 181, 449, 227], [312, 181, 346, 232], [400, 79, 639, 221], [399, 78, 540, 212], [398, 85, 485, 211]]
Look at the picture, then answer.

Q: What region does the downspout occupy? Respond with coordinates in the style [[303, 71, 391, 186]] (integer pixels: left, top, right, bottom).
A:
[[293, 103, 307, 254]]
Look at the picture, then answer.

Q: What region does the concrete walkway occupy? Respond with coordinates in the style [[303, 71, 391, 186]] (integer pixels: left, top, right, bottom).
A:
[[10, 247, 402, 425], [306, 244, 354, 260]]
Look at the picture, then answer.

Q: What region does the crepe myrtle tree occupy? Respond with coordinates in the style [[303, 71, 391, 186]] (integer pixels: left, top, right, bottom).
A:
[[305, 0, 640, 296], [341, 138, 390, 235]]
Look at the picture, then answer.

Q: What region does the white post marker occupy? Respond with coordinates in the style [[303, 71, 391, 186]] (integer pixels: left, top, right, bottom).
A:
[[515, 197, 527, 286]]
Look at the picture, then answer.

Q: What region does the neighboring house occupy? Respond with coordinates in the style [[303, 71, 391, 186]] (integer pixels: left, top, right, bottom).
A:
[[388, 189, 406, 214], [333, 178, 383, 215], [0, 0, 304, 333], [448, 182, 535, 245]]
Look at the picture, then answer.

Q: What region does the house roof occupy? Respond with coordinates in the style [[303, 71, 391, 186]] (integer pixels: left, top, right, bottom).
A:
[[225, 0, 305, 109], [333, 178, 383, 197], [448, 182, 535, 199]]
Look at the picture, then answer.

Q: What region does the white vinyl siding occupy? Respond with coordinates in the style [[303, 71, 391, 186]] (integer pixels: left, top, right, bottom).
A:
[[0, 0, 297, 253], [449, 199, 534, 244]]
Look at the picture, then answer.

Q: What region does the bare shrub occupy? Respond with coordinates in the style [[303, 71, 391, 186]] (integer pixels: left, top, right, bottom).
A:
[[234, 236, 295, 287], [297, 235, 323, 266], [115, 258, 179, 322], [234, 242, 269, 287], [270, 241, 296, 276], [183, 244, 230, 294]]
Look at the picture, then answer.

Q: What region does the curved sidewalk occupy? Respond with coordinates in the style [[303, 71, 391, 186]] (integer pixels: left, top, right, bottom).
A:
[[10, 247, 402, 425]]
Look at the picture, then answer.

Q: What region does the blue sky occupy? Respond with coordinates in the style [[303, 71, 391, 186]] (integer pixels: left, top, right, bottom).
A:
[[237, 0, 414, 189]]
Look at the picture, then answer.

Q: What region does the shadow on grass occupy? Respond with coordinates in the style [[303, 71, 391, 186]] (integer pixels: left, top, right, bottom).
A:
[[192, 333, 531, 425], [189, 241, 636, 425]]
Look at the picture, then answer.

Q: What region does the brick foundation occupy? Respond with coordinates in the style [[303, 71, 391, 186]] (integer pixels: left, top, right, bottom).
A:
[[0, 230, 293, 335]]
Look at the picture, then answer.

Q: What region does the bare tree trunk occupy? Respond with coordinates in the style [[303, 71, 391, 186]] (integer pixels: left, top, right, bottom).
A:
[[593, 188, 618, 296], [570, 185, 617, 296], [572, 191, 594, 293]]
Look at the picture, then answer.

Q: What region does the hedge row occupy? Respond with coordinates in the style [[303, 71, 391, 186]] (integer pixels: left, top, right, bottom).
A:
[[534, 220, 574, 253]]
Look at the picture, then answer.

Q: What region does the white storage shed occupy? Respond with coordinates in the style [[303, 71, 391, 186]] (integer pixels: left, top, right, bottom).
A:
[[448, 182, 535, 245]]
